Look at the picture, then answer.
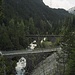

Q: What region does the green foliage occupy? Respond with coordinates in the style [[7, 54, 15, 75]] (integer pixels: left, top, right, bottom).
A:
[[3, 0, 70, 21], [40, 41, 53, 48], [28, 17, 36, 34], [62, 16, 75, 75], [0, 56, 16, 75], [3, 0, 70, 32], [66, 50, 75, 75], [0, 0, 3, 24], [0, 56, 4, 75], [0, 24, 14, 50], [0, 0, 71, 51]]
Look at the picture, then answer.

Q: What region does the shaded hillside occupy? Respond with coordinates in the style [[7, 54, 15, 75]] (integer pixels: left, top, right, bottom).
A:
[[53, 8, 70, 17], [3, 0, 70, 22]]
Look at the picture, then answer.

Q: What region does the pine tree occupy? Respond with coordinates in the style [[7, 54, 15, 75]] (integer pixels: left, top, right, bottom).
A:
[[0, 24, 14, 50], [28, 17, 36, 34], [8, 19, 23, 50], [0, 0, 4, 25], [62, 16, 75, 75]]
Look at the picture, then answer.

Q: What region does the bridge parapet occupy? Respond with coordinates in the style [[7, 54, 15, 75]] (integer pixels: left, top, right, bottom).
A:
[[25, 35, 64, 37], [1, 48, 60, 56]]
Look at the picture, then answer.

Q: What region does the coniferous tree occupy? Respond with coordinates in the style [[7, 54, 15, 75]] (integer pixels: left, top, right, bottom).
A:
[[0, 24, 13, 50], [8, 19, 23, 50], [17, 20, 28, 48], [0, 0, 3, 24], [28, 17, 36, 34], [61, 16, 75, 75], [0, 0, 5, 25]]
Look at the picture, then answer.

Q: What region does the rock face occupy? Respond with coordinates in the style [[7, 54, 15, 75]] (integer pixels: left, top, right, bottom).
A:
[[68, 6, 75, 15], [31, 47, 67, 75]]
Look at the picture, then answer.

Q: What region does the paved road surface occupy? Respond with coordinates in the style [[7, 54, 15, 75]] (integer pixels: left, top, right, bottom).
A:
[[1, 48, 60, 56]]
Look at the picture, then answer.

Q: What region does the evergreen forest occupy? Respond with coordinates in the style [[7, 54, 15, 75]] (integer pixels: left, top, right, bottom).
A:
[[0, 0, 75, 75]]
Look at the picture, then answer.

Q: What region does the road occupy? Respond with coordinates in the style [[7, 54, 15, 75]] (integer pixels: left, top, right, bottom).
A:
[[1, 48, 60, 56]]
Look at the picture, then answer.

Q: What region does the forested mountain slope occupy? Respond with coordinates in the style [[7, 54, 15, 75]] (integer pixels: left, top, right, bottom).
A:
[[0, 0, 71, 50], [3, 0, 70, 21]]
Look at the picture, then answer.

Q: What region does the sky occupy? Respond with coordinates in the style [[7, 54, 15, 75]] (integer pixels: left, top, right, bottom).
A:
[[43, 0, 75, 10]]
